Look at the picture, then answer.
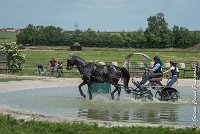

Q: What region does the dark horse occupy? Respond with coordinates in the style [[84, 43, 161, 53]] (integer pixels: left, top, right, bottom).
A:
[[66, 55, 130, 100]]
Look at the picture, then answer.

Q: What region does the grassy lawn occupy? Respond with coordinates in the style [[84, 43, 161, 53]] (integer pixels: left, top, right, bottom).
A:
[[22, 46, 200, 63], [0, 31, 17, 43], [0, 115, 199, 134], [17, 46, 200, 77]]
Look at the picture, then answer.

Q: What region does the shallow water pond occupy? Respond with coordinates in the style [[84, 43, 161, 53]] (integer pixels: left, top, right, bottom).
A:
[[0, 86, 199, 126]]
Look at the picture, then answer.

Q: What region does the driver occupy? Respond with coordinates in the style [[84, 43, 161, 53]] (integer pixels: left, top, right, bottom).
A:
[[139, 56, 162, 85]]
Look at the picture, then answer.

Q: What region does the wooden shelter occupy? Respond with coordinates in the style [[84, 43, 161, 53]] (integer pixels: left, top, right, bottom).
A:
[[70, 42, 82, 51]]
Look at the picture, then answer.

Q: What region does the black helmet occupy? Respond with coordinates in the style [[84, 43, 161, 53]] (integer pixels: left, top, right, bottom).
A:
[[153, 56, 160, 62], [170, 61, 176, 66]]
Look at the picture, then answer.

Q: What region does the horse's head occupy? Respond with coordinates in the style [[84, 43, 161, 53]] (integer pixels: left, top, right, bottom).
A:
[[66, 55, 76, 70], [66, 55, 87, 70]]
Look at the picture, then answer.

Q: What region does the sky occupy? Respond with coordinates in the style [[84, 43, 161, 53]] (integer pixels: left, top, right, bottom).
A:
[[0, 0, 199, 31]]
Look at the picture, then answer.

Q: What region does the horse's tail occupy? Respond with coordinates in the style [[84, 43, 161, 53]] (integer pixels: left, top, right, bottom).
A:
[[121, 67, 130, 88]]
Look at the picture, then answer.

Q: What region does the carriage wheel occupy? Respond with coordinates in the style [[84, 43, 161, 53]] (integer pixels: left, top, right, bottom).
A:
[[160, 87, 180, 102], [132, 90, 137, 99], [154, 87, 164, 100], [155, 90, 161, 99], [144, 90, 153, 100]]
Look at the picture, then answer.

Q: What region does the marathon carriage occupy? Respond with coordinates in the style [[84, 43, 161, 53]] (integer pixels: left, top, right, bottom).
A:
[[122, 73, 180, 102], [123, 53, 180, 102]]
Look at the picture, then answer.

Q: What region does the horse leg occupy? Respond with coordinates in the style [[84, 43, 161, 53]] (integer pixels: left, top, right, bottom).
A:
[[78, 81, 86, 98], [88, 83, 92, 100], [111, 85, 118, 100], [111, 89, 117, 100], [117, 87, 121, 100]]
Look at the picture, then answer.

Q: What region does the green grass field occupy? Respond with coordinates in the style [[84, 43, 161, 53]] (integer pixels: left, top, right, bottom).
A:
[[0, 115, 199, 134], [0, 31, 17, 43], [13, 46, 199, 78], [22, 46, 200, 64]]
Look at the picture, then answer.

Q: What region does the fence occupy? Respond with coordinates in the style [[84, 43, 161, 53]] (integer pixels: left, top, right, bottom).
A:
[[0, 52, 8, 73], [0, 57, 197, 78]]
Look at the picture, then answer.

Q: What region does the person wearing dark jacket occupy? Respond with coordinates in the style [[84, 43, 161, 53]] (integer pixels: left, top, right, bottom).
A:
[[140, 56, 162, 85], [163, 61, 179, 87]]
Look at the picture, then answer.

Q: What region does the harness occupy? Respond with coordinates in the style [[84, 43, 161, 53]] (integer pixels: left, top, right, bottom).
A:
[[111, 65, 119, 76]]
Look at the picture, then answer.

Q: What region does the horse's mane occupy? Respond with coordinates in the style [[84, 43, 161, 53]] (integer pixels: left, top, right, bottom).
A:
[[71, 55, 87, 63]]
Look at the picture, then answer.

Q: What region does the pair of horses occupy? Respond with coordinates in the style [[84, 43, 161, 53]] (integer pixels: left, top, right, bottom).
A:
[[66, 55, 130, 100]]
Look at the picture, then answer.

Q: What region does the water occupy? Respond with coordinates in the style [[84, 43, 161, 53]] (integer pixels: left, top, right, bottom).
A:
[[0, 86, 199, 126]]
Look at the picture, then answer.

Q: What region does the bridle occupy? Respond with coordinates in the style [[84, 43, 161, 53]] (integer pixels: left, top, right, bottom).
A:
[[66, 58, 75, 70]]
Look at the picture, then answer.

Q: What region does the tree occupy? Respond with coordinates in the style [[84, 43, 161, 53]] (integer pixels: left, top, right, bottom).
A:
[[16, 23, 199, 49], [82, 28, 100, 47], [43, 26, 64, 45], [172, 25, 191, 48], [144, 13, 171, 48], [16, 24, 36, 45]]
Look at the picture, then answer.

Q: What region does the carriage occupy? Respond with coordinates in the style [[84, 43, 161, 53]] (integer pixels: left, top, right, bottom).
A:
[[121, 53, 180, 102], [122, 74, 180, 102], [66, 55, 180, 102]]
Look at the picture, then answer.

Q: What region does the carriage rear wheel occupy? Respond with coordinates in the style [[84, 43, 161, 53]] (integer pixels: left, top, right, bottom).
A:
[[160, 87, 180, 102]]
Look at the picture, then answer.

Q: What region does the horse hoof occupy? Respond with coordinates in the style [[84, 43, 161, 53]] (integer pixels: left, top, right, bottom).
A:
[[111, 95, 114, 100], [117, 97, 120, 100], [126, 90, 131, 94], [82, 94, 86, 98]]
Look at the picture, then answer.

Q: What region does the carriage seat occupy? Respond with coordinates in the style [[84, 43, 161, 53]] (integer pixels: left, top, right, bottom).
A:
[[149, 73, 163, 82]]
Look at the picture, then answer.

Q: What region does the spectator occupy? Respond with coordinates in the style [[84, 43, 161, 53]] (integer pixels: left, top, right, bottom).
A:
[[37, 64, 43, 74], [57, 59, 63, 77], [49, 58, 57, 75]]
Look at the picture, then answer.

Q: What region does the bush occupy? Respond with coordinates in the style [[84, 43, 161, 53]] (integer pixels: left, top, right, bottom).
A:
[[1, 43, 26, 72]]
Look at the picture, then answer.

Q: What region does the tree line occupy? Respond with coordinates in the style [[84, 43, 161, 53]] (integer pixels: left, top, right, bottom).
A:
[[16, 13, 200, 48]]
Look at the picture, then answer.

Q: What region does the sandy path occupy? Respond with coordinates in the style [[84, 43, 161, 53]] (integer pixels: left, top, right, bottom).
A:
[[0, 74, 199, 128], [1, 74, 198, 92]]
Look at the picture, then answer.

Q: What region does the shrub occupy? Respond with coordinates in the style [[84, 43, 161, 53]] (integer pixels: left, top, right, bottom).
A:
[[1, 43, 26, 73]]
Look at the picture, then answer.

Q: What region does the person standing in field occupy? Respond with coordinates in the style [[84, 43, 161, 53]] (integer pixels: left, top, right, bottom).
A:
[[57, 59, 63, 77], [49, 58, 57, 75]]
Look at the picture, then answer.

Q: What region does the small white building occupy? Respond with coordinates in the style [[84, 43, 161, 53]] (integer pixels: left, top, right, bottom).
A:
[[2, 28, 16, 32]]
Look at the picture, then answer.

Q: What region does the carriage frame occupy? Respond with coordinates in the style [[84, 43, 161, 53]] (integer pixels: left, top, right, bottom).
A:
[[122, 53, 180, 102]]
